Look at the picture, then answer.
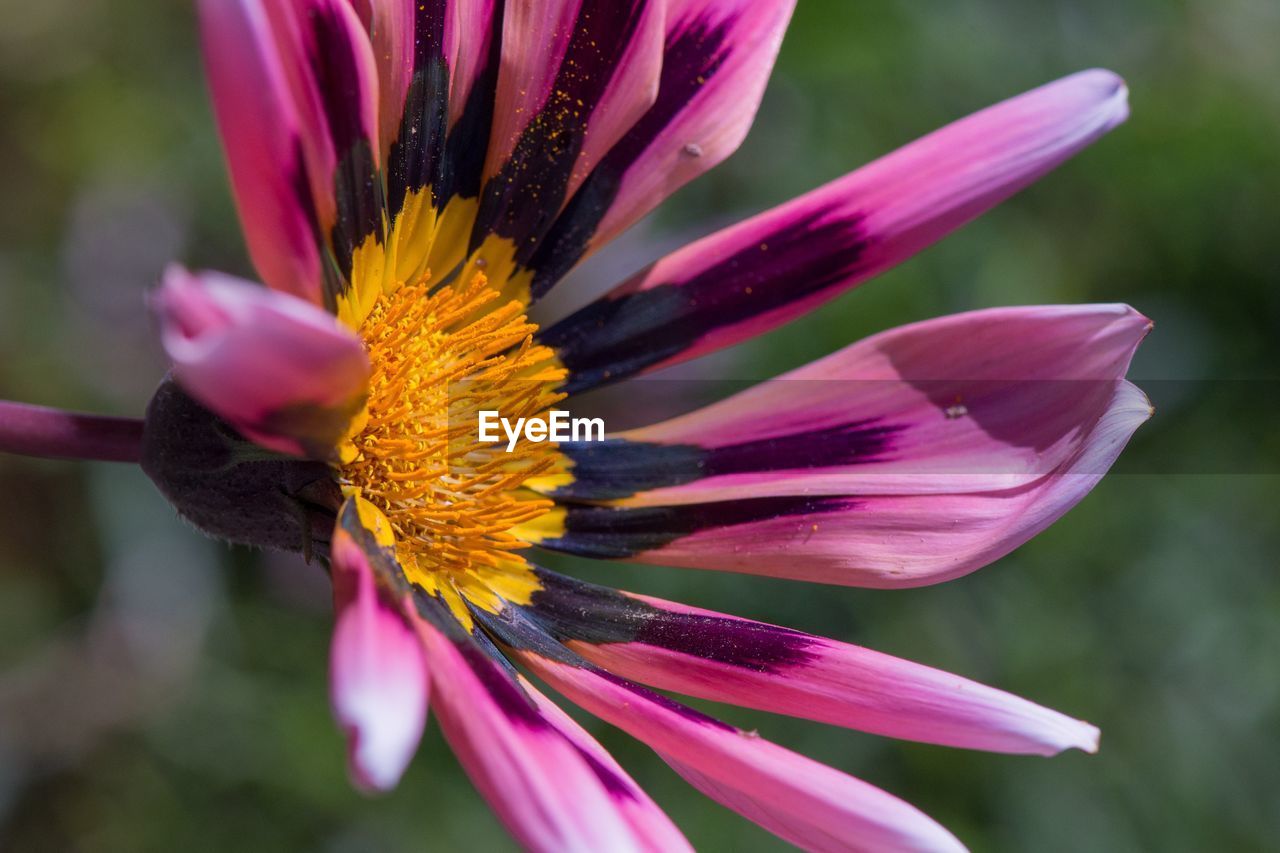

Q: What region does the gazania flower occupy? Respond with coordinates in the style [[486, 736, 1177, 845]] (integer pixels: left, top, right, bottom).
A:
[[0, 0, 1154, 849]]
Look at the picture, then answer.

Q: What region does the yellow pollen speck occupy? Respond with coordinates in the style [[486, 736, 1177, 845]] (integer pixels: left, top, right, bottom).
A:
[[338, 271, 567, 622]]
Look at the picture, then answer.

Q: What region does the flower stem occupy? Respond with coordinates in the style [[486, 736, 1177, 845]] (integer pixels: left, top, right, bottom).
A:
[[0, 400, 144, 464]]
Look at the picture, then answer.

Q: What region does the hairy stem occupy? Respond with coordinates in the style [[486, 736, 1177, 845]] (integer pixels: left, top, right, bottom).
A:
[[0, 400, 144, 464]]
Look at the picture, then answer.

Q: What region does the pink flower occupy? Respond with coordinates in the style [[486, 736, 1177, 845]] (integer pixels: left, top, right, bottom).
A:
[[0, 2, 1151, 849]]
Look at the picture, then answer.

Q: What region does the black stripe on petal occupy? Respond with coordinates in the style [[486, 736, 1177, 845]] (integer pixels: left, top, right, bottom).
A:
[[439, 1, 507, 205], [539, 206, 870, 394], [528, 11, 736, 298], [539, 495, 854, 559], [305, 7, 384, 278], [522, 568, 818, 673], [470, 0, 653, 261], [386, 0, 452, 216], [475, 603, 735, 733], [331, 139, 383, 279], [551, 420, 901, 501], [552, 439, 707, 501]]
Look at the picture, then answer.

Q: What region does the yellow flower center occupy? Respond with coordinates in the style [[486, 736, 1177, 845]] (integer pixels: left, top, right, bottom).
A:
[[338, 271, 566, 621]]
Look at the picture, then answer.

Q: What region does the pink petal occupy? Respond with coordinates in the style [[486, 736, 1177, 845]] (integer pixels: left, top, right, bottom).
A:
[[538, 382, 1149, 588], [470, 0, 665, 271], [329, 514, 429, 793], [350, 0, 418, 160], [555, 303, 1152, 505], [524, 676, 695, 851], [154, 266, 370, 457], [538, 380, 1150, 588], [522, 570, 1098, 756], [202, 0, 383, 281], [520, 652, 967, 852], [529, 0, 797, 294], [447, 0, 499, 128], [196, 0, 324, 303], [539, 69, 1131, 392], [414, 604, 691, 852]]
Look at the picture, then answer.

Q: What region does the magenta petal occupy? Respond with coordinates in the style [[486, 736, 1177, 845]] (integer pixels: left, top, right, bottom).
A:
[[536, 384, 1150, 588], [154, 266, 370, 457], [329, 520, 429, 793], [540, 69, 1131, 391], [614, 303, 1152, 504], [525, 0, 797, 296], [414, 608, 691, 852], [585, 0, 797, 258], [522, 652, 967, 852], [535, 305, 1151, 588], [620, 380, 1152, 588], [468, 0, 665, 272], [526, 575, 1099, 755], [196, 0, 324, 303]]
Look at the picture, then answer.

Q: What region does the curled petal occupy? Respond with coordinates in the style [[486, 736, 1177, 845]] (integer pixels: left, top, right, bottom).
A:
[[330, 501, 429, 792], [530, 383, 1150, 588], [547, 304, 1151, 504], [539, 69, 1131, 393], [154, 266, 370, 457]]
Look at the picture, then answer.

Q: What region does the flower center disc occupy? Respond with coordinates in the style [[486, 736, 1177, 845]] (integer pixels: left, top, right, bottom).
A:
[[340, 272, 566, 610]]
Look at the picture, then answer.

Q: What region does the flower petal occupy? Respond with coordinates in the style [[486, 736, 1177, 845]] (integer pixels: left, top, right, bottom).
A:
[[413, 596, 691, 852], [546, 304, 1150, 505], [528, 0, 797, 297], [468, 0, 666, 280], [378, 0, 465, 215], [528, 380, 1151, 587], [200, 0, 384, 293], [518, 568, 1098, 756], [538, 69, 1130, 393], [196, 0, 324, 302], [350, 0, 418, 162], [329, 499, 429, 792], [154, 266, 370, 457], [478, 612, 965, 853]]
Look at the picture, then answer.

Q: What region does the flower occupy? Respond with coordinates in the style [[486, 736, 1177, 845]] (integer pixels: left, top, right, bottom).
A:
[[0, 0, 1151, 849]]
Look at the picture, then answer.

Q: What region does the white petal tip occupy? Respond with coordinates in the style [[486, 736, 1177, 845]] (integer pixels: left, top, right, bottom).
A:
[[1075, 68, 1130, 130]]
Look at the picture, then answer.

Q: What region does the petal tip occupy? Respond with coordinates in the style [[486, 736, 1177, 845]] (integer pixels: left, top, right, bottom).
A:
[[1043, 716, 1102, 756], [1079, 67, 1130, 129]]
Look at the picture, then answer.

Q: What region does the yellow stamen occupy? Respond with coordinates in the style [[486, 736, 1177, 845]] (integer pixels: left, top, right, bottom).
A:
[[340, 270, 567, 623]]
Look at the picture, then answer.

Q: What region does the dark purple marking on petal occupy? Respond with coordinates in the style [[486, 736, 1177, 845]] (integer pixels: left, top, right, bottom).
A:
[[304, 7, 384, 278], [306, 3, 371, 154], [527, 11, 736, 297], [538, 495, 854, 559], [386, 0, 452, 216], [439, 1, 507, 205], [550, 420, 901, 501], [462, 608, 642, 799], [538, 206, 869, 394], [414, 589, 547, 726], [469, 0, 654, 261], [473, 601, 735, 733], [550, 439, 707, 501], [285, 139, 347, 309], [596, 668, 737, 731], [522, 568, 818, 673], [330, 139, 383, 280]]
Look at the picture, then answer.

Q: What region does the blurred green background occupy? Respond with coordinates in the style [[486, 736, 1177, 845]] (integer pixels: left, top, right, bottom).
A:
[[1, 0, 1278, 850]]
